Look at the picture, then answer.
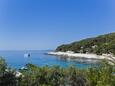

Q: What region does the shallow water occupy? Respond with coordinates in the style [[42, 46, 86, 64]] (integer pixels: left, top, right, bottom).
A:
[[0, 50, 95, 69]]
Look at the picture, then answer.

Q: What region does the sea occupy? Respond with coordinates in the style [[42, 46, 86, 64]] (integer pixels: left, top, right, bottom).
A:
[[0, 50, 95, 69]]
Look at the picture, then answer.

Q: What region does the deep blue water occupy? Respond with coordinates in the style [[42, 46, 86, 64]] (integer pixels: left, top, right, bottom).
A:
[[0, 50, 93, 69]]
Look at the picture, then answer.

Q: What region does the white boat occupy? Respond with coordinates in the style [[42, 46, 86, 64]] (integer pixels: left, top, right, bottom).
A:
[[24, 53, 31, 58]]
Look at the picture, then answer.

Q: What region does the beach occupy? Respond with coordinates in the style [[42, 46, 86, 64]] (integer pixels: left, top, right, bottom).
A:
[[48, 51, 115, 63]]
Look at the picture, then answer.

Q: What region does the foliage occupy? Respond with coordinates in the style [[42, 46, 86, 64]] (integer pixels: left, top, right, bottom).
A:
[[56, 32, 115, 55], [19, 60, 115, 86], [87, 60, 115, 86], [0, 57, 115, 86], [0, 57, 7, 73], [0, 57, 18, 86]]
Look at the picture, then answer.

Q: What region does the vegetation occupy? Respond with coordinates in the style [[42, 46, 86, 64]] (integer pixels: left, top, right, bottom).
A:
[[19, 62, 115, 86], [0, 57, 115, 86], [56, 32, 115, 55], [0, 57, 17, 86], [0, 33, 115, 86]]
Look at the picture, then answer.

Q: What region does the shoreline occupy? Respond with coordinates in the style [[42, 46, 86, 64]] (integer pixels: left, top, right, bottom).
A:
[[47, 51, 115, 63]]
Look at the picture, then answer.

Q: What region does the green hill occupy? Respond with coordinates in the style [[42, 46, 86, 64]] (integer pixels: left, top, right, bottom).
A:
[[56, 32, 115, 55]]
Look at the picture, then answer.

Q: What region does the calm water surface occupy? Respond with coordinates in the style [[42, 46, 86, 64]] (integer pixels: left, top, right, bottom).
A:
[[0, 50, 94, 69]]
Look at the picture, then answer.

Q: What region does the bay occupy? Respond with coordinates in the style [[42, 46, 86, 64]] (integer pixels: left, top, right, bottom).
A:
[[0, 50, 93, 69]]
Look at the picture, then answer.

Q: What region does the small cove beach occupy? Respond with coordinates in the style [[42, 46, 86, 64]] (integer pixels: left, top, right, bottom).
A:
[[48, 51, 115, 64]]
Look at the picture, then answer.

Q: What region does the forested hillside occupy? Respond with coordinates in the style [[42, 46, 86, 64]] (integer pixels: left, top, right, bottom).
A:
[[56, 32, 115, 55]]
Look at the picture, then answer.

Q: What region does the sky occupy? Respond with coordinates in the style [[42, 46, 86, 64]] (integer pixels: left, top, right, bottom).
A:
[[0, 0, 115, 50]]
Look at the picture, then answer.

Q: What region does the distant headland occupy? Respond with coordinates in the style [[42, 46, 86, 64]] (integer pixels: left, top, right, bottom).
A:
[[48, 32, 115, 64]]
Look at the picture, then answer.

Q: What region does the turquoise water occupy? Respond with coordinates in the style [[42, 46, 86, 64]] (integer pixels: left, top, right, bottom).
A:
[[0, 50, 93, 69]]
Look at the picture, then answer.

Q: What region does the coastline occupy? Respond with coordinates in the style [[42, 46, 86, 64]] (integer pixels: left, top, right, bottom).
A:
[[47, 51, 115, 63]]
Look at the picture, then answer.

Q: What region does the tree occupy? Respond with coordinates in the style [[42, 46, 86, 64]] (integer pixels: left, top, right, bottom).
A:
[[0, 57, 18, 86]]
